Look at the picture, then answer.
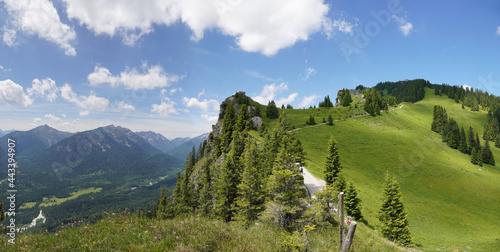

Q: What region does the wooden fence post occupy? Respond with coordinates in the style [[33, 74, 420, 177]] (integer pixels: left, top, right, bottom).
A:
[[342, 221, 357, 252], [338, 192, 344, 250]]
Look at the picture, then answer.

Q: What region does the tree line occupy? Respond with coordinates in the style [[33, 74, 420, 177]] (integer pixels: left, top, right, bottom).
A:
[[431, 105, 495, 166]]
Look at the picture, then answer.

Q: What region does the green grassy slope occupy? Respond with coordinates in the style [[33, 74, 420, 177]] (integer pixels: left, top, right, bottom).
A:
[[0, 212, 402, 251], [289, 88, 500, 251]]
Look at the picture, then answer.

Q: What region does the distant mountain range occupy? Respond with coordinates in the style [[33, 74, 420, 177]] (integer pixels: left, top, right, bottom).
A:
[[0, 128, 14, 137], [0, 124, 206, 231], [136, 131, 208, 161], [0, 125, 72, 159]]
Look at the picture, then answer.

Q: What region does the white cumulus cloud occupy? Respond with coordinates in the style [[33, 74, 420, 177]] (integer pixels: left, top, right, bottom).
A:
[[322, 18, 354, 38], [62, 0, 329, 56], [276, 93, 298, 108], [2, 0, 77, 56], [392, 15, 413, 37], [299, 94, 320, 108], [151, 98, 178, 117], [201, 114, 218, 123], [252, 82, 288, 105], [0, 79, 33, 107], [60, 84, 109, 113], [116, 101, 135, 111], [79, 110, 90, 117], [44, 114, 61, 122], [28, 78, 59, 102], [182, 97, 219, 111], [88, 64, 183, 90]]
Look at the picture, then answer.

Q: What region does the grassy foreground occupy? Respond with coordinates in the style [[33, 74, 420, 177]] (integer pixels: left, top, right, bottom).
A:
[[0, 212, 404, 251], [289, 89, 500, 251]]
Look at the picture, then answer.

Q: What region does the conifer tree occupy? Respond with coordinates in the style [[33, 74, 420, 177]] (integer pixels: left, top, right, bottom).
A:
[[332, 173, 347, 193], [345, 183, 363, 221], [293, 139, 307, 167], [221, 103, 236, 153], [235, 105, 249, 132], [234, 139, 265, 228], [157, 186, 174, 220], [341, 89, 353, 106], [482, 140, 495, 165], [495, 134, 500, 148], [319, 95, 334, 107], [267, 133, 306, 230], [379, 172, 412, 246], [444, 118, 460, 149], [459, 126, 467, 154], [327, 114, 334, 125], [172, 172, 190, 215], [215, 149, 243, 222], [267, 167, 306, 230], [471, 147, 479, 165], [173, 150, 196, 215], [266, 100, 279, 119], [467, 127, 476, 154], [324, 136, 342, 185], [198, 159, 214, 216]]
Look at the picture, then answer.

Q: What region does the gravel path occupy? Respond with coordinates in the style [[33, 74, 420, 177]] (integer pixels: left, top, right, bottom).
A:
[[302, 167, 326, 197]]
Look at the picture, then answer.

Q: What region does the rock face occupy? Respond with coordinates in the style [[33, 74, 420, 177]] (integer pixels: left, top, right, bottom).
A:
[[251, 116, 263, 130], [206, 91, 264, 157], [211, 91, 263, 138]]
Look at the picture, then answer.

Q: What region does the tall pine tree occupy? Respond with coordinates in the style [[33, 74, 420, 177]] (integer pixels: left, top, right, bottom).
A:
[[482, 140, 495, 165], [458, 126, 467, 154], [198, 159, 214, 216], [215, 148, 243, 222], [156, 186, 174, 220], [379, 172, 412, 246], [345, 183, 363, 221], [234, 139, 265, 228], [324, 136, 342, 185]]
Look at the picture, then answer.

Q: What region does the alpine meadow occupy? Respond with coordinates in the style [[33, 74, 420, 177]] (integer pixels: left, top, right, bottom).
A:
[[2, 81, 499, 251], [1, 1, 500, 251]]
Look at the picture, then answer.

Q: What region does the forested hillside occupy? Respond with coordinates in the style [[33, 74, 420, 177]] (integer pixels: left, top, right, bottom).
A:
[[2, 81, 499, 251]]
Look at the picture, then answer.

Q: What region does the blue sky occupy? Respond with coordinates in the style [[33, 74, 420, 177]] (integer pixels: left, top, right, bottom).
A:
[[0, 0, 499, 138]]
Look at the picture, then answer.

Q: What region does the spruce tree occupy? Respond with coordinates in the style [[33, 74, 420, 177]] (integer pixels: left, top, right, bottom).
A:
[[467, 127, 476, 154], [157, 186, 174, 220], [459, 127, 467, 154], [324, 136, 342, 185], [234, 139, 265, 228], [332, 173, 347, 193], [327, 114, 334, 125], [292, 139, 306, 167], [267, 134, 306, 230], [445, 118, 460, 149], [266, 100, 279, 119], [495, 134, 500, 148], [215, 149, 243, 222], [379, 172, 412, 246], [198, 159, 213, 216], [235, 105, 249, 132], [221, 103, 236, 153], [482, 140, 495, 165], [471, 147, 479, 165], [342, 89, 353, 106], [267, 168, 306, 230], [345, 183, 363, 221]]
